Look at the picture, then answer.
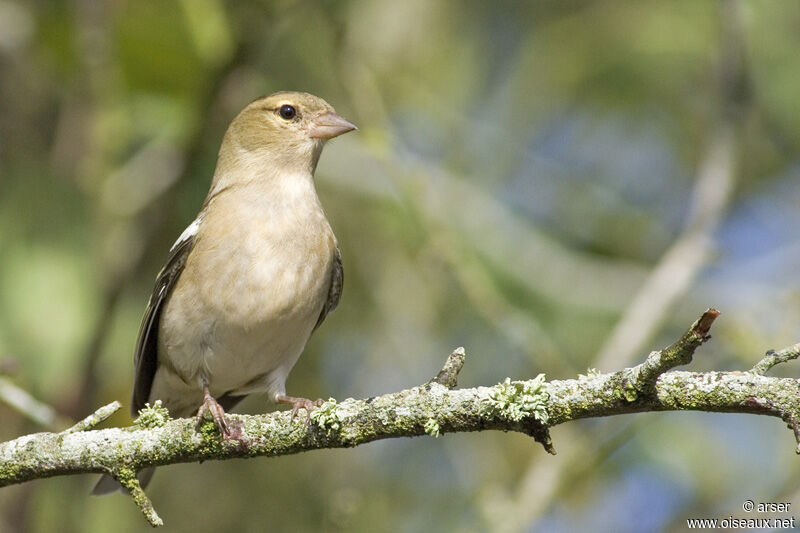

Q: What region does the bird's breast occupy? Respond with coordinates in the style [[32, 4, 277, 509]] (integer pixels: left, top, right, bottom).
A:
[[197, 204, 335, 325], [158, 180, 336, 391]]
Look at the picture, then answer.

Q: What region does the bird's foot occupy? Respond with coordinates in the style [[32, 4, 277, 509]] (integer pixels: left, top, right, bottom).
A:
[[196, 387, 231, 438], [277, 395, 324, 423]]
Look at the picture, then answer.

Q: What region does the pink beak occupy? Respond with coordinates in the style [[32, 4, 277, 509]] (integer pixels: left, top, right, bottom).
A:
[[308, 112, 357, 140]]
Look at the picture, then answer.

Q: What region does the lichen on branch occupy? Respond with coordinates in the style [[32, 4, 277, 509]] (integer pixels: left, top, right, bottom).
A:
[[0, 310, 799, 527]]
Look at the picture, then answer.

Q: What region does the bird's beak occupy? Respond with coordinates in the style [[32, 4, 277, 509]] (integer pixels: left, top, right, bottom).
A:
[[308, 112, 358, 140]]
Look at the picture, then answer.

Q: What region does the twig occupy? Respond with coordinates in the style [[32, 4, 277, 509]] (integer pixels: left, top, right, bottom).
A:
[[115, 468, 163, 527], [430, 347, 466, 389], [750, 344, 800, 376], [630, 309, 719, 388], [63, 402, 122, 434]]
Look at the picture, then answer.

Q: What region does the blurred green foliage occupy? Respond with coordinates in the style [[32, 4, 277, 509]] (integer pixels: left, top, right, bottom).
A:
[[1, 1, 799, 532]]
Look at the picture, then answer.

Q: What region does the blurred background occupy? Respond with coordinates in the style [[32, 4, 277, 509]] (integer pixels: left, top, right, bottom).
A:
[[1, 0, 799, 531]]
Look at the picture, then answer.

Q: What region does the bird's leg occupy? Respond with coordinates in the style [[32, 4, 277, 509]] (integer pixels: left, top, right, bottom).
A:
[[276, 394, 324, 422], [196, 384, 230, 437]]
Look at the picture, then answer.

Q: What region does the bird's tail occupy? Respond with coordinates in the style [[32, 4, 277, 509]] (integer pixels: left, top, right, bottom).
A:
[[91, 467, 156, 496]]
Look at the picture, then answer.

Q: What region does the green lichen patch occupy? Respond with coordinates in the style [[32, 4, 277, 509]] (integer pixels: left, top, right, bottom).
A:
[[134, 401, 171, 429], [578, 368, 600, 380], [310, 398, 345, 431], [609, 374, 640, 403], [196, 419, 225, 454], [424, 418, 441, 438], [622, 381, 638, 402], [484, 375, 549, 423], [0, 459, 22, 481]]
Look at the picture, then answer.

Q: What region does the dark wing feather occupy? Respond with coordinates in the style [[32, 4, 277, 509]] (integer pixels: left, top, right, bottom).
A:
[[131, 235, 195, 415], [314, 247, 343, 331]]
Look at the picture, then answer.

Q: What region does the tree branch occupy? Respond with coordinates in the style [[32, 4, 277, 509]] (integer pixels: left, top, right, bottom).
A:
[[750, 344, 800, 376], [0, 310, 798, 527]]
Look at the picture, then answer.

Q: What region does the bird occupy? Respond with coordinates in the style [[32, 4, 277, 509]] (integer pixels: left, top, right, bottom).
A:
[[93, 91, 355, 494]]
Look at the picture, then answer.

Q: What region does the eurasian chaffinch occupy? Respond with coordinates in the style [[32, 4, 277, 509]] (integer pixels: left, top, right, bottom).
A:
[[93, 91, 355, 494]]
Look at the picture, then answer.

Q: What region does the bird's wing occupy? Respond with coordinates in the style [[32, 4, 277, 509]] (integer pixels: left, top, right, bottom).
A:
[[131, 218, 200, 415], [314, 247, 343, 331]]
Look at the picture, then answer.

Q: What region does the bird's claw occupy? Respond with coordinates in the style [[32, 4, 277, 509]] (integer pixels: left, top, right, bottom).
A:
[[196, 388, 231, 438], [277, 395, 324, 425]]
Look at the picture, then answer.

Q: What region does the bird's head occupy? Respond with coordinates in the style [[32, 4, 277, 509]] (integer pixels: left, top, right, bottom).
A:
[[220, 91, 357, 176]]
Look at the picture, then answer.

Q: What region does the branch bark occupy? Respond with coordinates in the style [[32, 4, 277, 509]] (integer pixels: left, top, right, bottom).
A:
[[0, 310, 799, 527]]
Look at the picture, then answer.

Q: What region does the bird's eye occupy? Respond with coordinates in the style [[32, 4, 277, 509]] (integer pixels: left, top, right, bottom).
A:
[[278, 104, 297, 120]]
